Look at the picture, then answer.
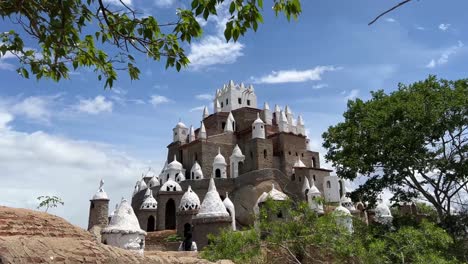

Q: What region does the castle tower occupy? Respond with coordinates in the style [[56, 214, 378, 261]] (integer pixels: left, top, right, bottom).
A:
[[263, 102, 272, 125], [190, 161, 204, 180], [176, 186, 201, 237], [101, 199, 147, 255], [188, 125, 195, 142], [213, 80, 257, 112], [173, 121, 188, 143], [199, 121, 207, 140], [88, 180, 110, 231], [252, 113, 265, 139], [224, 112, 235, 132], [192, 178, 231, 249], [213, 148, 227, 178], [230, 145, 245, 178], [223, 193, 236, 231], [139, 190, 158, 232], [278, 110, 289, 132], [203, 106, 209, 119]]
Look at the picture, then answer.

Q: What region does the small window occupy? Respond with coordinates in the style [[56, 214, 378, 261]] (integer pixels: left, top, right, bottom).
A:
[[91, 202, 95, 209], [167, 174, 170, 180], [263, 149, 267, 159], [191, 172, 194, 179], [174, 132, 177, 136], [261, 125, 263, 129], [326, 181, 331, 188], [277, 211, 283, 218], [288, 151, 291, 155], [299, 176, 301, 182], [238, 98, 242, 104], [226, 99, 229, 105], [247, 100, 251, 106], [301, 153, 304, 157], [195, 153, 198, 161], [250, 151, 253, 159], [253, 126, 255, 130], [221, 102, 224, 107], [295, 152, 298, 156], [313, 175, 316, 181], [291, 174, 295, 181], [222, 122, 226, 129], [181, 130, 186, 135]]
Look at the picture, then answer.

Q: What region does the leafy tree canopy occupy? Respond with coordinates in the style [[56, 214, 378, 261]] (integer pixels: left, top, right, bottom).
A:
[[0, 0, 301, 87], [323, 76, 468, 221]]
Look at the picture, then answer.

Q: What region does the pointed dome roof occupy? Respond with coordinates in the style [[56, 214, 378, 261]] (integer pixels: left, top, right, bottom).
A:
[[274, 104, 281, 112], [179, 186, 201, 211], [341, 195, 356, 211], [375, 200, 392, 217], [138, 178, 147, 191], [191, 161, 204, 179], [297, 115, 304, 126], [92, 179, 109, 200], [285, 105, 292, 115], [264, 102, 270, 110], [294, 157, 306, 168], [302, 177, 310, 194], [132, 183, 139, 197], [102, 199, 146, 235], [167, 155, 183, 170], [231, 145, 244, 158], [334, 203, 351, 216], [223, 193, 235, 213], [253, 113, 264, 125], [191, 161, 202, 171], [140, 190, 158, 210], [144, 188, 151, 197], [280, 110, 288, 123], [195, 178, 229, 218], [200, 122, 207, 133], [257, 184, 289, 204], [176, 173, 186, 182], [309, 180, 321, 195], [161, 178, 182, 192], [148, 175, 160, 187], [175, 121, 187, 129], [203, 106, 209, 118], [213, 148, 227, 165]]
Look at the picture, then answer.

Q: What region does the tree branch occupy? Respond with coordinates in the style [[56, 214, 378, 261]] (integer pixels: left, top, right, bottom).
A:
[[368, 0, 413, 26]]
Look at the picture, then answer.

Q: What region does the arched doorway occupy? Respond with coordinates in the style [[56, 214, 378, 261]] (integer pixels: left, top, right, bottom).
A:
[[165, 199, 176, 229], [215, 168, 221, 178], [147, 215, 155, 232], [183, 223, 192, 237]]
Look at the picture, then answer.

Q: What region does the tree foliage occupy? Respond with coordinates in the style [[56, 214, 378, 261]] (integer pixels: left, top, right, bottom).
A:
[[37, 195, 64, 212], [0, 0, 301, 88], [323, 76, 468, 221]]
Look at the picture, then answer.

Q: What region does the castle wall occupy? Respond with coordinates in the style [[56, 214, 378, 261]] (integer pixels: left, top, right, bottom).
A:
[[192, 216, 231, 250], [176, 210, 197, 238], [156, 192, 183, 231], [137, 211, 157, 232], [275, 133, 309, 177]]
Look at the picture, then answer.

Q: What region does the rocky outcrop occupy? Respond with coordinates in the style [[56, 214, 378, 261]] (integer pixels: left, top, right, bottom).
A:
[[0, 206, 231, 264]]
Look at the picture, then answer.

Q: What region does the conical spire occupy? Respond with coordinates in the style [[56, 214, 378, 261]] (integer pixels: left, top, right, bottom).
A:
[[302, 176, 310, 195], [225, 112, 235, 132], [195, 178, 230, 218], [189, 125, 195, 142], [264, 102, 270, 110], [215, 99, 221, 112], [203, 106, 209, 119], [199, 121, 207, 139]]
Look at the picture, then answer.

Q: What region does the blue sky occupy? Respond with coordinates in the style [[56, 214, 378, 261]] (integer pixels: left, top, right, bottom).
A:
[[0, 0, 467, 227]]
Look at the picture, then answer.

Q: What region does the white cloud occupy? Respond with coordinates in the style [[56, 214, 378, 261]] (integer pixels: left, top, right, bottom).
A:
[[385, 18, 396, 23], [150, 95, 171, 106], [438, 23, 450, 31], [189, 106, 205, 112], [415, 25, 425, 31], [188, 36, 244, 69], [154, 0, 175, 8], [76, 96, 113, 114], [0, 109, 147, 228], [103, 0, 132, 6], [9, 96, 58, 124], [251, 66, 340, 84], [195, 94, 214, 101], [344, 89, 359, 101], [312, 83, 328, 90], [0, 51, 16, 71], [426, 41, 464, 68]]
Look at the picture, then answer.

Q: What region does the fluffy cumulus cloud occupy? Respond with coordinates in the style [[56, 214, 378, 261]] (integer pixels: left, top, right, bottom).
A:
[[344, 89, 359, 101], [188, 36, 244, 69], [251, 66, 340, 84], [438, 23, 450, 31], [0, 110, 147, 227], [150, 95, 171, 106], [11, 96, 55, 123], [426, 41, 464, 68], [76, 96, 113, 114]]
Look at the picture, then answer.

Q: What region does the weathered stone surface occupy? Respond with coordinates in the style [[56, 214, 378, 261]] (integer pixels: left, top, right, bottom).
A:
[[0, 206, 231, 264]]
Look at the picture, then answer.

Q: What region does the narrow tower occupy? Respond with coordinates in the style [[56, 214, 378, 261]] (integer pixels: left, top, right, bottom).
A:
[[88, 179, 110, 231]]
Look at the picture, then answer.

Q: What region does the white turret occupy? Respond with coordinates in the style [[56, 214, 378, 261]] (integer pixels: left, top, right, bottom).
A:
[[333, 201, 353, 233], [274, 104, 281, 124], [161, 179, 183, 192], [279, 110, 289, 132], [213, 148, 227, 178], [224, 112, 235, 132], [308, 180, 324, 214], [189, 125, 196, 142], [194, 178, 230, 218], [190, 161, 204, 180], [223, 193, 236, 230], [297, 115, 305, 135], [148, 174, 160, 188], [341, 194, 356, 212], [179, 186, 201, 211], [263, 102, 272, 125], [140, 190, 158, 210], [173, 120, 189, 143], [92, 179, 109, 200], [199, 121, 207, 140], [252, 113, 265, 139], [214, 80, 258, 112], [302, 177, 310, 198], [138, 177, 148, 191], [165, 155, 185, 183], [101, 199, 147, 255], [215, 99, 221, 113], [374, 199, 393, 225], [230, 145, 245, 178], [203, 106, 209, 119]]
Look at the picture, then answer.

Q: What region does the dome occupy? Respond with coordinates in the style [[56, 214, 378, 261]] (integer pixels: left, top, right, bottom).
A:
[[333, 204, 351, 216], [175, 121, 187, 129], [309, 181, 321, 195], [302, 177, 310, 194], [231, 145, 244, 158], [148, 175, 160, 187], [175, 173, 186, 182], [191, 161, 204, 180], [293, 157, 306, 168], [257, 184, 289, 204], [160, 179, 182, 192], [92, 180, 109, 200], [340, 195, 356, 211], [145, 168, 157, 178], [140, 190, 158, 210], [253, 113, 264, 125], [102, 199, 146, 235], [179, 186, 201, 211], [144, 188, 151, 197], [109, 203, 118, 218], [167, 155, 183, 171], [213, 148, 226, 165], [374, 200, 393, 225], [138, 178, 147, 191], [195, 178, 229, 218]]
